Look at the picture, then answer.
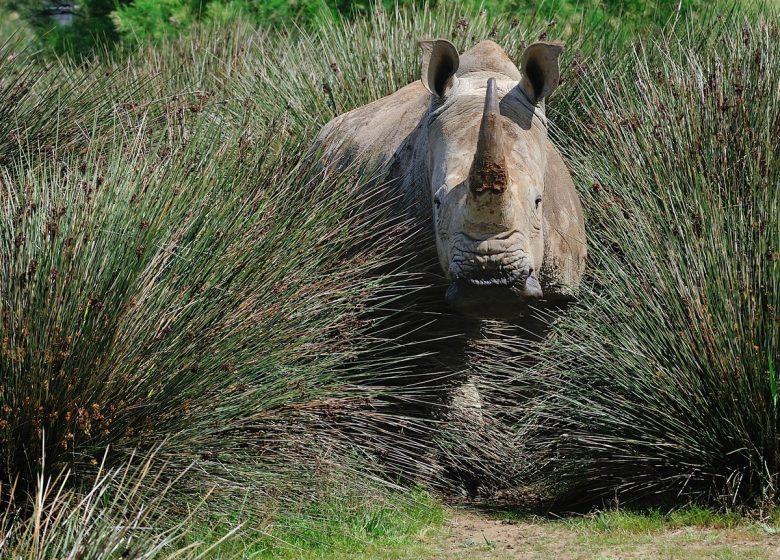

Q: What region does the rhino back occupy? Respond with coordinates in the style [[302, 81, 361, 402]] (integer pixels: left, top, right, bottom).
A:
[[315, 81, 429, 172], [541, 142, 587, 299]]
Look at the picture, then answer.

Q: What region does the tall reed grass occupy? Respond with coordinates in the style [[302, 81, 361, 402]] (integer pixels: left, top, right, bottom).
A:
[[482, 10, 780, 510]]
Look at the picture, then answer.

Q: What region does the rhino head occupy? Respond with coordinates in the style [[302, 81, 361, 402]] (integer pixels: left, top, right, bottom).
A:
[[416, 39, 564, 317]]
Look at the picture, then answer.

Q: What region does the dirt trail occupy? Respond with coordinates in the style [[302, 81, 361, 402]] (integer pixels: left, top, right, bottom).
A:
[[442, 510, 780, 560]]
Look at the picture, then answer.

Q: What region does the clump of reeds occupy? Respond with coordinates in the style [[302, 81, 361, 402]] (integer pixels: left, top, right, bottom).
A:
[[484, 11, 780, 510], [0, 35, 432, 546]]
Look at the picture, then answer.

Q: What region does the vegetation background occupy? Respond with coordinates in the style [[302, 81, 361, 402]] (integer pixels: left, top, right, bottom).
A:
[[1, 0, 715, 55], [0, 0, 777, 558]]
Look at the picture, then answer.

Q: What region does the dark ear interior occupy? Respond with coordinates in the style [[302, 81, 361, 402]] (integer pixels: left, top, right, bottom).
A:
[[419, 39, 460, 97], [520, 41, 564, 103], [524, 56, 545, 100], [431, 49, 457, 96]]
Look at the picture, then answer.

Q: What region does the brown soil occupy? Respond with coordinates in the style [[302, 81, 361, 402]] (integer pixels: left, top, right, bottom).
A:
[[441, 510, 780, 560]]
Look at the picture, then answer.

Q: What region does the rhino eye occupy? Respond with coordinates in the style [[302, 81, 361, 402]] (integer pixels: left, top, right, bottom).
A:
[[434, 195, 442, 208], [535, 195, 542, 209]]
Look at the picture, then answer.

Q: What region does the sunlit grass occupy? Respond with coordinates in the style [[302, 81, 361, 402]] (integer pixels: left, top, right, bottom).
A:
[[189, 487, 444, 558]]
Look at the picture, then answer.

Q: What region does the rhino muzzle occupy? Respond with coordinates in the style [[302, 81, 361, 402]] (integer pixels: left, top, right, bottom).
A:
[[445, 273, 543, 317], [446, 233, 543, 316]]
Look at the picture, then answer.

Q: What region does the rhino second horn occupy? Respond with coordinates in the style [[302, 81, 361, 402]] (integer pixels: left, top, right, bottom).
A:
[[469, 78, 507, 195]]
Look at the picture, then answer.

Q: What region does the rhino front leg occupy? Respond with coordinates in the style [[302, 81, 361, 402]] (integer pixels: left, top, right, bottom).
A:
[[437, 374, 488, 497], [448, 376, 484, 426]]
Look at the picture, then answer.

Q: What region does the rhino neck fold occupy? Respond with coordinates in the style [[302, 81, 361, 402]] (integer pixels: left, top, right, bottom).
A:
[[468, 78, 507, 196]]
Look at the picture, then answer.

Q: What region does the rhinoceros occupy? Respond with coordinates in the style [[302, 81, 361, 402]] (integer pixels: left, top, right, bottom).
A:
[[316, 39, 586, 317]]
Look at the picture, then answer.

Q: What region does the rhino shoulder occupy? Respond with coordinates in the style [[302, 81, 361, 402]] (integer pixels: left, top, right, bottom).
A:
[[315, 80, 429, 170], [540, 142, 587, 300]]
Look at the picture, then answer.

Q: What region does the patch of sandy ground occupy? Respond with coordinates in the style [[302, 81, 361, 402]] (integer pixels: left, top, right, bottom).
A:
[[441, 511, 780, 560]]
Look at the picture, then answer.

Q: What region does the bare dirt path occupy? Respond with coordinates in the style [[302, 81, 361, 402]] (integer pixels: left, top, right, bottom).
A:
[[441, 510, 780, 560]]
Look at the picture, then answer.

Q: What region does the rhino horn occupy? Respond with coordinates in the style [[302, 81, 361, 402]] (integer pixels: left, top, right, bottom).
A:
[[469, 78, 507, 195]]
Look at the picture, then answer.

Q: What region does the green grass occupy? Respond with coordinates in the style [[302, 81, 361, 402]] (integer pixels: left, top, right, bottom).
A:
[[196, 504, 780, 559], [186, 487, 445, 558], [568, 508, 749, 534]]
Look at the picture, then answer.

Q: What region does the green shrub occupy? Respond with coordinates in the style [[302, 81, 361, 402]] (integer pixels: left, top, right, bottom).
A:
[[1, 0, 122, 54], [111, 0, 201, 43]]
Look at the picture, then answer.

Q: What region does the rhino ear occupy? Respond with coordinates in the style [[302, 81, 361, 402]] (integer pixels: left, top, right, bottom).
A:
[[520, 41, 564, 103], [418, 39, 459, 98]]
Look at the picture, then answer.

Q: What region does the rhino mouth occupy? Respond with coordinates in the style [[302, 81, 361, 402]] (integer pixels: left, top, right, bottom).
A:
[[446, 232, 542, 316], [445, 276, 543, 318]]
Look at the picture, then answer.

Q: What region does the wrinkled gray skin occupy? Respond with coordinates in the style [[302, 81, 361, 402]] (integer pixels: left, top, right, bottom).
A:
[[316, 39, 586, 318]]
